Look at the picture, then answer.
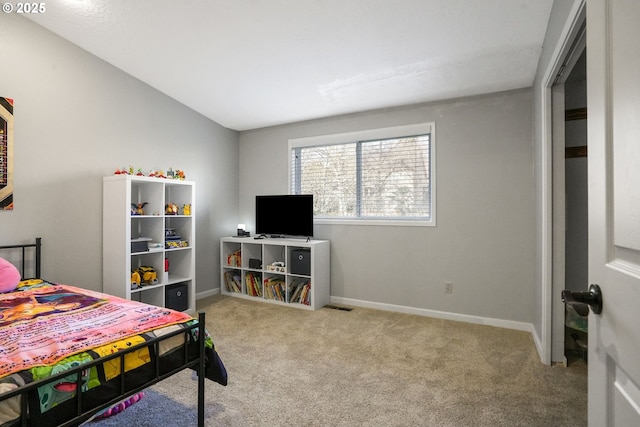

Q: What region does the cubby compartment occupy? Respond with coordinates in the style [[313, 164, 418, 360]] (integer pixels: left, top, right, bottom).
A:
[[263, 244, 286, 269], [242, 243, 262, 270], [131, 285, 163, 307], [264, 274, 286, 302], [165, 216, 193, 248], [131, 216, 164, 246], [165, 248, 191, 283], [131, 251, 164, 281], [131, 181, 164, 217], [222, 269, 242, 293], [288, 277, 312, 305], [244, 271, 262, 297], [222, 241, 242, 267], [165, 182, 192, 214]]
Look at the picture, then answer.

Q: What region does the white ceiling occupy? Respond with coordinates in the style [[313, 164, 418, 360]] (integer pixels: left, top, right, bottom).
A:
[[26, 0, 554, 131]]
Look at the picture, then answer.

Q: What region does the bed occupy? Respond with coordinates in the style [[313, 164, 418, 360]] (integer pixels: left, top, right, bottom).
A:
[[0, 238, 227, 427]]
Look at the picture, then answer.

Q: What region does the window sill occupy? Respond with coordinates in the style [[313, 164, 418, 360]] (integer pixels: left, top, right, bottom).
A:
[[315, 218, 435, 227]]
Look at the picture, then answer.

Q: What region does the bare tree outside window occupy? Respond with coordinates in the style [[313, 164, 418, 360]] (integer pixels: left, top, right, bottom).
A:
[[361, 136, 430, 218], [295, 143, 357, 217], [291, 133, 431, 221]]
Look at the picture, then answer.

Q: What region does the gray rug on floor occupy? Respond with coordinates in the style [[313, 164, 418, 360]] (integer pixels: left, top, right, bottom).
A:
[[89, 389, 199, 427]]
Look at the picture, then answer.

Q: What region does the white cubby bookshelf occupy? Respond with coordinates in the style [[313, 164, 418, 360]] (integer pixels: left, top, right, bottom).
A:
[[103, 174, 196, 313], [220, 236, 330, 310]]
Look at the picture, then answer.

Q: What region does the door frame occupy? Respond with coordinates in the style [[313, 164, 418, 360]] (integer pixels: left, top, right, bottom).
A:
[[551, 82, 567, 364], [539, 0, 586, 364]]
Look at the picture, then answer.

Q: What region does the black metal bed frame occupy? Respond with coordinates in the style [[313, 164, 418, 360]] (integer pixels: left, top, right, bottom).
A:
[[0, 237, 41, 279], [0, 238, 206, 427]]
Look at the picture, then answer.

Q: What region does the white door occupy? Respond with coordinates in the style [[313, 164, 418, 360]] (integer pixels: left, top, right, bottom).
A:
[[588, 0, 640, 425]]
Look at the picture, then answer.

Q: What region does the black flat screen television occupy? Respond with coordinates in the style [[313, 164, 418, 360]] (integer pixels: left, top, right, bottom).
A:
[[255, 195, 314, 238]]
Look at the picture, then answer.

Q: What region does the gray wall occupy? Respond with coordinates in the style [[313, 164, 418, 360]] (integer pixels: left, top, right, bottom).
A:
[[239, 89, 535, 323], [0, 15, 239, 293]]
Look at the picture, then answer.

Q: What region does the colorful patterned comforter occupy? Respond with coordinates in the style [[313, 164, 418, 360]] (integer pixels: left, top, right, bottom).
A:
[[0, 280, 226, 427]]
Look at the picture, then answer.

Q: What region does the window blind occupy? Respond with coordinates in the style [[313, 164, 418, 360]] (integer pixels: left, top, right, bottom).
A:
[[290, 131, 432, 221]]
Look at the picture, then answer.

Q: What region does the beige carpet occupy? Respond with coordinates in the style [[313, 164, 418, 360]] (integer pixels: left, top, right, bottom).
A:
[[146, 295, 587, 426]]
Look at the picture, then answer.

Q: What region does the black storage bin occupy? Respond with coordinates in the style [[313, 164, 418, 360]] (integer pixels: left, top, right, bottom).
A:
[[291, 248, 311, 276], [131, 239, 149, 253], [166, 283, 188, 312]]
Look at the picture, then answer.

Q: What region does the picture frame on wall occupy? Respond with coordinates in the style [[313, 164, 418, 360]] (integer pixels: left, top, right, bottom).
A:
[[0, 97, 14, 210]]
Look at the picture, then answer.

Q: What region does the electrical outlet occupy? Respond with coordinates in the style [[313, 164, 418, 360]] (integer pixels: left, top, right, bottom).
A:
[[445, 281, 453, 294]]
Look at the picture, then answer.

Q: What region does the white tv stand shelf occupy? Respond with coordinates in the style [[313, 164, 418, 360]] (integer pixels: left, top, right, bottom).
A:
[[220, 236, 330, 310]]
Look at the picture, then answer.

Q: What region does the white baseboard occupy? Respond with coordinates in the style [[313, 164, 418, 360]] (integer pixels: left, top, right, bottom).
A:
[[530, 326, 546, 364], [196, 287, 220, 300], [199, 291, 537, 347], [330, 296, 534, 333]]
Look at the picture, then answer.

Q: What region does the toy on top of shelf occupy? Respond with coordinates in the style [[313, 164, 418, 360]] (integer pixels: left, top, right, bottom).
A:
[[131, 270, 141, 289], [111, 167, 187, 179], [136, 265, 158, 286], [166, 240, 189, 249], [166, 168, 186, 180], [131, 202, 148, 216], [182, 204, 191, 216], [114, 167, 143, 175], [165, 203, 178, 215]]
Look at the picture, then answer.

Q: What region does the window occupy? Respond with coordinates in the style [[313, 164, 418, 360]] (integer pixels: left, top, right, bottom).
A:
[[289, 123, 435, 226]]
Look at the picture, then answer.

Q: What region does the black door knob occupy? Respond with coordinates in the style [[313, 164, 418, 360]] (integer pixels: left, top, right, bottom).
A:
[[561, 284, 603, 315]]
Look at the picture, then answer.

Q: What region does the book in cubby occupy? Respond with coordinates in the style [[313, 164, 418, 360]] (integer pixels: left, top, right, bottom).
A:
[[245, 272, 262, 297], [223, 270, 242, 293], [289, 278, 311, 306], [226, 249, 241, 267], [264, 276, 286, 302]]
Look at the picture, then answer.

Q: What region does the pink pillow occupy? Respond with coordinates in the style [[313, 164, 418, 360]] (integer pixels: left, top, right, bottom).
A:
[[0, 257, 20, 293]]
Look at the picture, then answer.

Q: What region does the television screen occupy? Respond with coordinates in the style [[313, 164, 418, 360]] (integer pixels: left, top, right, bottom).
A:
[[256, 195, 314, 237]]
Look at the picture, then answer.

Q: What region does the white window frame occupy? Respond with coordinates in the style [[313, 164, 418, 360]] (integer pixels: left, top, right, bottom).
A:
[[288, 122, 436, 227]]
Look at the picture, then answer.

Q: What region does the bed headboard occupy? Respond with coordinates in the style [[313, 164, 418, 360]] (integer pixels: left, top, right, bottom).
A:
[[0, 237, 42, 279]]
